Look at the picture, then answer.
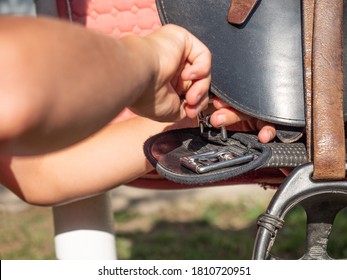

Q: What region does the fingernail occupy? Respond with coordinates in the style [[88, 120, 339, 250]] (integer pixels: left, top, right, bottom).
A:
[[262, 130, 274, 143], [216, 114, 226, 127], [268, 130, 274, 140]]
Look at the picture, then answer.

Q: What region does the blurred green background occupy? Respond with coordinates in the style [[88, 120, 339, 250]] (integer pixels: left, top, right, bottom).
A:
[[1, 184, 347, 260]]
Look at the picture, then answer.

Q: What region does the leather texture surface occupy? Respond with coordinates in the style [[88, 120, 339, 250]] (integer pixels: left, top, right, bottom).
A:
[[302, 0, 314, 162], [144, 128, 307, 184], [156, 0, 347, 127], [227, 0, 259, 25], [312, 0, 346, 180]]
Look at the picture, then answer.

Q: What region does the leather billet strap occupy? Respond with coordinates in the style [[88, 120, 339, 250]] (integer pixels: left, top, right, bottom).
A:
[[311, 0, 346, 180], [302, 0, 315, 163], [144, 128, 307, 185], [227, 0, 259, 25]]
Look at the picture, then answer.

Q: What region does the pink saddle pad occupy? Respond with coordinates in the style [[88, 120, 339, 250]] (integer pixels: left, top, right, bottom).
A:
[[57, 0, 161, 123]]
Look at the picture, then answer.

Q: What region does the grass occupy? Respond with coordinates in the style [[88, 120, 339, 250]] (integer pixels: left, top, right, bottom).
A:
[[1, 191, 347, 260], [0, 207, 55, 259], [114, 199, 264, 260]]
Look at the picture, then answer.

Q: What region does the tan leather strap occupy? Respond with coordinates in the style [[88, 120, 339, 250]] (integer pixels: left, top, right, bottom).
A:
[[302, 0, 315, 163], [227, 0, 259, 25], [312, 0, 345, 180]]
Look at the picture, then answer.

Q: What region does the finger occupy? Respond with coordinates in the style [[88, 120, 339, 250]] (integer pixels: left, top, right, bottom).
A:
[[257, 125, 276, 143], [182, 33, 212, 79], [174, 78, 193, 96], [255, 120, 276, 143], [184, 91, 209, 118], [181, 61, 211, 82], [213, 98, 231, 109], [209, 108, 250, 127], [171, 63, 188, 93], [184, 78, 210, 105]]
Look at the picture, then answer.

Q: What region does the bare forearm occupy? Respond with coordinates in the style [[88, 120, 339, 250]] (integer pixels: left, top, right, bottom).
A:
[[0, 117, 196, 206], [0, 16, 157, 154], [0, 16, 211, 155]]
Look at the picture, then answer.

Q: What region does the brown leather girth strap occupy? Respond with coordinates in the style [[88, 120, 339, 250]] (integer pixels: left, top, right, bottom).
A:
[[303, 0, 315, 163], [227, 0, 259, 25], [311, 0, 345, 180]]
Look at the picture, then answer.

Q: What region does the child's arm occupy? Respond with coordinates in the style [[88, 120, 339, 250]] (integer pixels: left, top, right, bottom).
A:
[[0, 116, 197, 206], [0, 17, 210, 154]]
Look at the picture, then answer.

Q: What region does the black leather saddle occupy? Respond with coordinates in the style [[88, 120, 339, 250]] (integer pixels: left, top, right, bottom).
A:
[[145, 0, 347, 185], [159, 0, 303, 126], [155, 0, 347, 126], [145, 0, 347, 259]]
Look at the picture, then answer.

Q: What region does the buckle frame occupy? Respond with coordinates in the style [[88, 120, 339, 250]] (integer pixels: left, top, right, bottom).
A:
[[180, 149, 254, 174]]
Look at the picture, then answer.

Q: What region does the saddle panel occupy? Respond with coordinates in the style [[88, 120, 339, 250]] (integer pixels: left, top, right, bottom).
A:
[[156, 0, 347, 127], [57, 0, 161, 37]]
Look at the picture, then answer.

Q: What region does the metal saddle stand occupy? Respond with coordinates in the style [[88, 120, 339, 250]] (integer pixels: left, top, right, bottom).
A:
[[253, 163, 347, 260], [146, 0, 347, 259]]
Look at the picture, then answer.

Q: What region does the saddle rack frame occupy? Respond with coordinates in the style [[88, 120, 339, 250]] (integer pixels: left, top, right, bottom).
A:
[[253, 163, 347, 260]]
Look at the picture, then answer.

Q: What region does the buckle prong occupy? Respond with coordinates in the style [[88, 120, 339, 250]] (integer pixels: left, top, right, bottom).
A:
[[198, 112, 228, 141]]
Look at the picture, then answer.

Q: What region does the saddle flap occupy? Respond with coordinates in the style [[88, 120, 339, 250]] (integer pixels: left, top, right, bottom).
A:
[[156, 0, 305, 127], [156, 0, 347, 127]]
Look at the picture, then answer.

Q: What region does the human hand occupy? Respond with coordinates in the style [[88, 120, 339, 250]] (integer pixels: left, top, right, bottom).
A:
[[210, 99, 294, 176], [130, 24, 211, 122], [209, 98, 276, 144]]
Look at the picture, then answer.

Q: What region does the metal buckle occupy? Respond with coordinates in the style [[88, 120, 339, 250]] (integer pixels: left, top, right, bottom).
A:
[[180, 149, 254, 174], [198, 112, 228, 141]]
